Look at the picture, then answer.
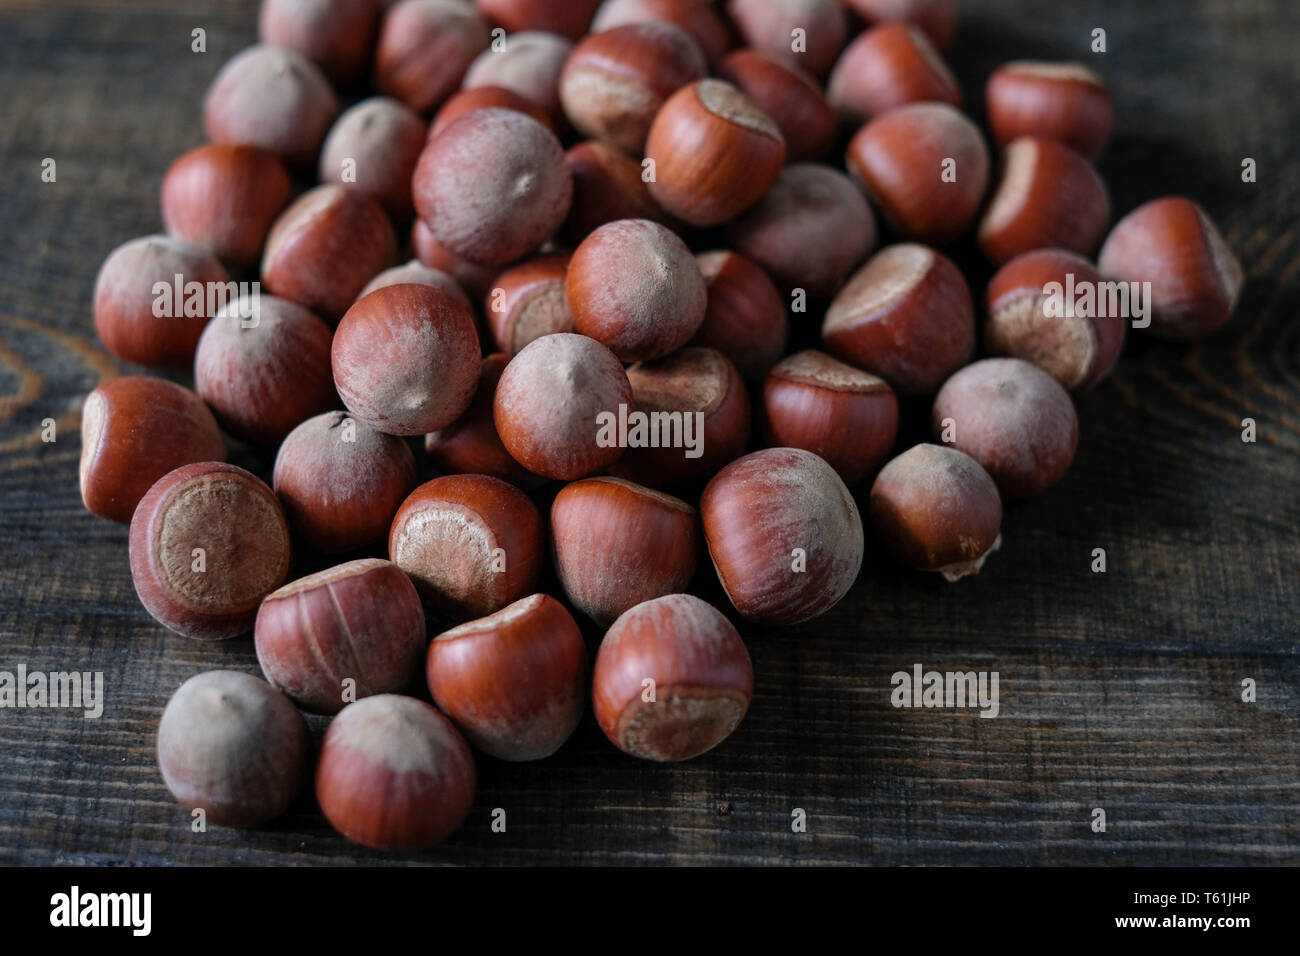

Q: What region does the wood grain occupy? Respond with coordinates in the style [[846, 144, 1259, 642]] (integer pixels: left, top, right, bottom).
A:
[[0, 0, 1296, 865]]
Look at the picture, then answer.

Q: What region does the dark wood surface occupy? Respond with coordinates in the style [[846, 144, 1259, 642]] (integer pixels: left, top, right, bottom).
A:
[[0, 0, 1296, 866]]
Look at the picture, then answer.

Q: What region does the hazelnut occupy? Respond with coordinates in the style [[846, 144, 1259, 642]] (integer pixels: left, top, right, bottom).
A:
[[413, 108, 572, 267], [566, 218, 707, 362], [412, 219, 498, 302], [644, 79, 786, 227], [827, 23, 961, 126], [977, 136, 1111, 265], [160, 144, 292, 268], [762, 350, 899, 486], [692, 250, 788, 381], [821, 243, 975, 396], [592, 594, 753, 761], [258, 0, 382, 88], [701, 447, 863, 625], [716, 49, 838, 162], [427, 593, 587, 760], [358, 259, 472, 310], [316, 694, 476, 850], [475, 0, 603, 40], [985, 249, 1126, 390], [844, 0, 958, 50], [157, 670, 310, 827], [130, 463, 291, 640], [80, 376, 226, 524], [93, 235, 229, 368], [986, 61, 1114, 158], [389, 474, 543, 619], [932, 357, 1079, 500], [273, 410, 418, 553], [1097, 197, 1244, 341], [318, 97, 428, 222], [430, 85, 555, 138], [726, 0, 848, 78], [846, 101, 990, 246], [559, 22, 707, 155], [611, 346, 751, 487], [486, 254, 574, 356], [262, 184, 399, 320], [203, 44, 339, 167], [193, 295, 337, 446], [869, 443, 1002, 581], [332, 283, 481, 436], [255, 559, 426, 714], [493, 333, 633, 480], [425, 354, 544, 488], [374, 0, 490, 113], [551, 476, 700, 625], [725, 162, 878, 298]]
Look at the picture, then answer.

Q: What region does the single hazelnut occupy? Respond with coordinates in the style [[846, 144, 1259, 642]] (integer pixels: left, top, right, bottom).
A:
[[413, 108, 572, 268], [374, 0, 490, 113], [475, 0, 603, 40], [716, 49, 838, 162], [700, 447, 863, 625], [827, 23, 961, 127], [493, 333, 632, 479], [316, 694, 476, 850], [562, 140, 667, 244], [358, 259, 472, 310], [726, 0, 848, 78], [591, 0, 732, 67], [986, 61, 1114, 158], [846, 101, 990, 246], [430, 85, 555, 138], [725, 162, 878, 298], [255, 558, 426, 714], [592, 594, 753, 761], [318, 97, 428, 223], [161, 144, 292, 268], [611, 346, 751, 487], [644, 79, 786, 227], [258, 0, 383, 87], [977, 136, 1111, 265], [93, 235, 229, 368], [762, 350, 899, 486], [80, 376, 226, 524], [692, 250, 788, 380], [203, 44, 339, 167], [427, 593, 587, 760], [389, 474, 543, 619], [869, 443, 1002, 581], [130, 462, 292, 640], [984, 248, 1126, 390], [821, 243, 975, 396], [486, 254, 574, 355], [551, 476, 700, 625], [262, 184, 399, 320], [932, 357, 1079, 500], [157, 670, 310, 827], [1097, 196, 1244, 341], [461, 30, 574, 123], [559, 22, 707, 155], [193, 295, 337, 446], [332, 283, 481, 436], [567, 218, 706, 362], [425, 354, 544, 488], [273, 411, 418, 553]]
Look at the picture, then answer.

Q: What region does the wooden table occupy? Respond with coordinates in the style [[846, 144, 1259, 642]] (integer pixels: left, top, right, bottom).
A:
[[1, 0, 1296, 866]]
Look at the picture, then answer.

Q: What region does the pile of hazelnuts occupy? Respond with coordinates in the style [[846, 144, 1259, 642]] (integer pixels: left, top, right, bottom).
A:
[[79, 0, 1244, 851]]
